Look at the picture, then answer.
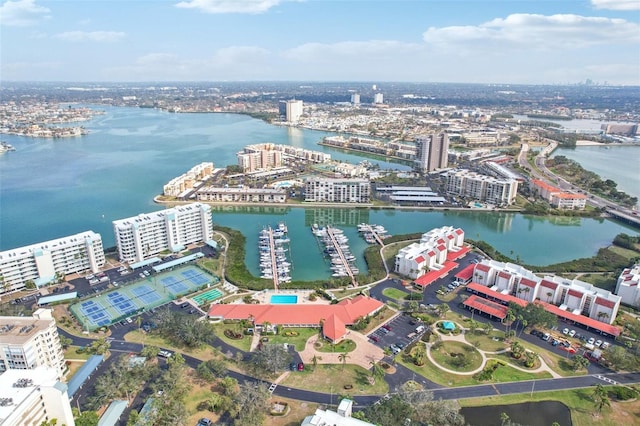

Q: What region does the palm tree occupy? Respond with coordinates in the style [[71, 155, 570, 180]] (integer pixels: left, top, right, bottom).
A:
[[412, 344, 427, 366], [591, 384, 611, 413], [519, 319, 528, 338], [338, 352, 350, 370], [500, 412, 510, 426], [596, 312, 610, 323], [311, 354, 320, 370], [523, 287, 531, 301], [369, 361, 385, 384], [437, 303, 449, 318], [546, 291, 553, 303]]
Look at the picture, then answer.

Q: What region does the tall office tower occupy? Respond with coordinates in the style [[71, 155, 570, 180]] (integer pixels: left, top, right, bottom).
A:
[[113, 203, 213, 263], [0, 309, 66, 378], [350, 93, 360, 105], [373, 93, 384, 104], [414, 133, 449, 172], [0, 366, 75, 426], [282, 99, 303, 122], [0, 231, 105, 293]]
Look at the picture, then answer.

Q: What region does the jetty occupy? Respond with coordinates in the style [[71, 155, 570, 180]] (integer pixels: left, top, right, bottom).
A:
[[259, 222, 292, 289], [312, 224, 358, 287]]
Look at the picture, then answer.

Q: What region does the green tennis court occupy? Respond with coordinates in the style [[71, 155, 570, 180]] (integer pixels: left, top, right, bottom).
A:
[[192, 288, 224, 306]]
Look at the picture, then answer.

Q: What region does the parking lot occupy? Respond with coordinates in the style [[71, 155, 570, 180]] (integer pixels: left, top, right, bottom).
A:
[[367, 313, 428, 354]]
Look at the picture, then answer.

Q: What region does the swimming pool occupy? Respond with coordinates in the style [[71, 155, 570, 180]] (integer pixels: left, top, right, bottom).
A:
[[270, 294, 298, 304]]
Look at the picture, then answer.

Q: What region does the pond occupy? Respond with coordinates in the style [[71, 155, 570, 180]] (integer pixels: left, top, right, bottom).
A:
[[461, 401, 572, 426]]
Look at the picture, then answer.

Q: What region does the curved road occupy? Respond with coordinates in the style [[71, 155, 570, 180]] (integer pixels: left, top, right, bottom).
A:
[[60, 328, 640, 409]]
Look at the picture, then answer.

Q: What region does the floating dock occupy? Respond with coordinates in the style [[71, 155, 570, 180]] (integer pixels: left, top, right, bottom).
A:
[[312, 224, 358, 287], [357, 223, 390, 246], [259, 222, 292, 289]]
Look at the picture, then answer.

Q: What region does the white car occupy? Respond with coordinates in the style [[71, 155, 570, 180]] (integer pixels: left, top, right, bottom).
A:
[[601, 342, 610, 350], [562, 328, 570, 335], [568, 330, 576, 337], [587, 337, 596, 345], [595, 339, 603, 347], [158, 350, 172, 358]]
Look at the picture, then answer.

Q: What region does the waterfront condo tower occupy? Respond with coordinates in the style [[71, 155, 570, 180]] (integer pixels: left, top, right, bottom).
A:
[[278, 99, 303, 123], [415, 133, 449, 172], [113, 203, 213, 263]]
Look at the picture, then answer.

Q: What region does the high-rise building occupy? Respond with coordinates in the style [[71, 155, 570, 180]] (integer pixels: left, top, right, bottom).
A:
[[279, 100, 303, 122], [113, 203, 213, 263], [414, 133, 449, 172], [350, 93, 360, 105], [445, 169, 519, 206], [304, 178, 371, 203], [0, 366, 75, 426], [373, 93, 384, 104], [0, 232, 105, 294], [0, 309, 66, 379]]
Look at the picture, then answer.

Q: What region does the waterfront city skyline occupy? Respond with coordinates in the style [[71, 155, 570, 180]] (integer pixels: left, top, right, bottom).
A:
[[1, 0, 639, 84]]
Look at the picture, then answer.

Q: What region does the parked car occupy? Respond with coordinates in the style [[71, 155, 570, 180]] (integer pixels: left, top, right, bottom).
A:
[[601, 342, 610, 350], [289, 362, 297, 371], [595, 339, 603, 347], [197, 418, 212, 426], [370, 335, 379, 342], [297, 363, 305, 371], [568, 330, 576, 337], [382, 324, 392, 331], [542, 333, 551, 341], [562, 328, 570, 335], [587, 337, 596, 345], [551, 339, 560, 346], [158, 350, 172, 358]]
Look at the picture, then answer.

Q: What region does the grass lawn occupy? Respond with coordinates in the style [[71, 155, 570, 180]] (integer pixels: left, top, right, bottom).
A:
[[517, 338, 585, 377], [280, 364, 388, 395], [382, 287, 409, 300], [65, 345, 93, 360], [315, 339, 356, 353], [124, 330, 223, 361], [578, 273, 618, 292], [358, 307, 397, 335], [210, 323, 253, 352], [459, 387, 640, 426], [184, 373, 222, 426], [608, 245, 640, 260], [465, 331, 509, 352], [430, 341, 483, 373], [267, 397, 319, 426], [333, 287, 366, 300], [65, 360, 85, 379], [266, 327, 319, 351]]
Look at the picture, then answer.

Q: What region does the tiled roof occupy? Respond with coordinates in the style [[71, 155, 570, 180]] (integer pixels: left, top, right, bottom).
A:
[[519, 278, 537, 288], [414, 255, 425, 264], [446, 246, 470, 261], [475, 263, 491, 273], [567, 289, 583, 299], [455, 228, 464, 235], [540, 279, 558, 290], [437, 238, 446, 244], [498, 271, 511, 279], [437, 244, 447, 252], [323, 314, 346, 342]]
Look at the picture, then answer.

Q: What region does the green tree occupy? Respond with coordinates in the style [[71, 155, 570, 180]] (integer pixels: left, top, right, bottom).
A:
[[591, 384, 611, 413], [370, 361, 385, 384], [140, 345, 160, 358], [230, 382, 270, 426], [571, 354, 590, 371], [338, 352, 350, 370], [72, 408, 100, 426], [500, 412, 510, 426], [90, 337, 111, 355], [437, 303, 450, 318], [59, 335, 72, 349]]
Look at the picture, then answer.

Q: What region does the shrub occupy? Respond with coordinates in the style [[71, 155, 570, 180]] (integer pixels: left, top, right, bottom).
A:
[[611, 386, 639, 401]]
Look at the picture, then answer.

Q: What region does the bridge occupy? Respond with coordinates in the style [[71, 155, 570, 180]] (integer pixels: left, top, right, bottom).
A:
[[607, 209, 640, 229]]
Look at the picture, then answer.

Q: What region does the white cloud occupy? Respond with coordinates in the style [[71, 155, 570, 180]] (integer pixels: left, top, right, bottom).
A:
[[54, 31, 126, 42], [591, 0, 640, 10], [282, 40, 422, 62], [175, 0, 290, 14], [0, 0, 50, 26], [423, 13, 640, 50]]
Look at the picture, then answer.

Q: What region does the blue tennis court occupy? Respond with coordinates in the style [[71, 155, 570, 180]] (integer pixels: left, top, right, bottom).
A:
[[160, 276, 189, 295], [130, 285, 162, 304], [181, 269, 210, 286], [107, 292, 137, 315], [79, 300, 112, 327]]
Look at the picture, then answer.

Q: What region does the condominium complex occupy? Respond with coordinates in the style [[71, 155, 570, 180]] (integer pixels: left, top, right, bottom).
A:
[[0, 367, 75, 426], [0, 231, 105, 293], [279, 99, 303, 122], [531, 179, 587, 210], [113, 203, 213, 263], [0, 309, 65, 378], [373, 93, 384, 104], [304, 178, 371, 203], [473, 260, 621, 324], [350, 93, 360, 105], [445, 169, 519, 206], [237, 143, 330, 173], [395, 226, 465, 279], [615, 263, 640, 308], [163, 162, 214, 197], [195, 187, 286, 203], [415, 133, 449, 172]]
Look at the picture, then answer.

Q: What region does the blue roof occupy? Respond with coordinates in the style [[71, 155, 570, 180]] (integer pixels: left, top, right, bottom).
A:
[[67, 355, 104, 398], [38, 292, 78, 305], [98, 400, 128, 426], [152, 252, 203, 272], [129, 257, 162, 270], [206, 240, 218, 249]]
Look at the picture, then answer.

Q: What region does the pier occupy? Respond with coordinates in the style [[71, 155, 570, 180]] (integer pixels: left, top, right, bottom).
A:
[[259, 222, 292, 289], [357, 223, 390, 246], [315, 225, 358, 287]]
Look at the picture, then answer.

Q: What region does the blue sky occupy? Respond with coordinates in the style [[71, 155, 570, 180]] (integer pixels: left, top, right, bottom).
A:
[[1, 0, 638, 84]]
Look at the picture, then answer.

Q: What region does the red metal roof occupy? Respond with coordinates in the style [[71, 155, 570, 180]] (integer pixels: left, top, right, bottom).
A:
[[540, 279, 558, 290], [475, 263, 491, 273], [447, 234, 455, 239], [455, 264, 475, 281], [446, 246, 470, 261], [207, 295, 383, 327], [498, 271, 511, 279], [414, 255, 425, 264], [437, 238, 445, 244], [427, 251, 436, 257], [519, 278, 537, 288], [467, 283, 528, 307], [463, 295, 507, 319], [455, 228, 464, 235], [414, 261, 458, 287], [595, 297, 616, 309], [437, 244, 447, 252], [535, 301, 621, 337], [567, 289, 583, 299]]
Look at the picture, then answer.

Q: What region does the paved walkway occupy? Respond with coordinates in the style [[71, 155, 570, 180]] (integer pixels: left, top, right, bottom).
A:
[[425, 321, 562, 378], [298, 331, 385, 369]]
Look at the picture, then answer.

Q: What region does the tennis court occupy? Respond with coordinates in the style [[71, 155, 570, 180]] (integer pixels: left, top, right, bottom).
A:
[[192, 288, 224, 306], [70, 264, 216, 330]]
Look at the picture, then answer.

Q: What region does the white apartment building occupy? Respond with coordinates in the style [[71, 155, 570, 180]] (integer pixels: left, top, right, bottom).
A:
[[531, 179, 587, 210], [302, 399, 374, 426], [445, 169, 518, 206], [0, 231, 105, 293], [350, 93, 360, 105], [113, 203, 213, 263], [473, 260, 621, 324], [395, 227, 465, 279], [196, 187, 286, 203], [304, 178, 371, 203], [237, 143, 330, 172], [0, 309, 65, 379], [373, 93, 384, 104], [0, 367, 75, 426], [461, 130, 501, 145], [280, 99, 303, 122], [615, 264, 640, 308], [163, 162, 214, 197]]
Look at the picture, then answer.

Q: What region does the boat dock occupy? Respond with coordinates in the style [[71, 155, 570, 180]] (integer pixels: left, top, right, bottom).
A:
[[312, 224, 358, 287], [357, 223, 390, 246], [259, 222, 292, 289]]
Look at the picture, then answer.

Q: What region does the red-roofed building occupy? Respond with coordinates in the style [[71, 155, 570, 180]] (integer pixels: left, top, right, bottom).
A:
[[395, 226, 466, 278], [455, 264, 475, 283], [446, 246, 470, 261], [463, 295, 508, 320], [466, 282, 528, 307], [531, 179, 586, 210], [615, 264, 640, 308], [536, 301, 621, 337], [472, 263, 493, 286], [207, 295, 384, 338], [413, 261, 458, 289], [323, 314, 347, 343]]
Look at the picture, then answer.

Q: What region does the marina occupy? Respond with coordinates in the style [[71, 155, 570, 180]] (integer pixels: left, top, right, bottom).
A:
[[312, 224, 359, 287], [259, 222, 292, 289], [357, 223, 391, 245], [0, 141, 15, 153]]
